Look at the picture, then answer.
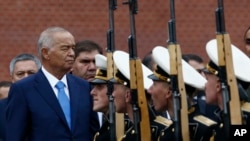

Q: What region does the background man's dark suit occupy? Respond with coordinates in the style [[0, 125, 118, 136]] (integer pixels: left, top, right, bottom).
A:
[[0, 98, 7, 141]]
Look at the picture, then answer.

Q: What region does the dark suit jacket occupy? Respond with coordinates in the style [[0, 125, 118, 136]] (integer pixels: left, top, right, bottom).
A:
[[6, 69, 99, 141], [0, 98, 7, 141]]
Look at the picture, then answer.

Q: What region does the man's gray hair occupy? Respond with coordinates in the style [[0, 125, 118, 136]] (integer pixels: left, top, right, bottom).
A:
[[9, 53, 41, 75], [37, 27, 70, 57]]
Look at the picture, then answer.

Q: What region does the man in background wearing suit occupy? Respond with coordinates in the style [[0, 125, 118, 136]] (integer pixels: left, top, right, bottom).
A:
[[0, 81, 12, 141], [0, 53, 41, 141], [6, 26, 99, 141], [71, 39, 104, 127]]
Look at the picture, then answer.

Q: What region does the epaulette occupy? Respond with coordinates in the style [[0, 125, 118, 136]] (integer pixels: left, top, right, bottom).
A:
[[154, 115, 173, 127], [193, 115, 217, 127], [241, 101, 250, 113]]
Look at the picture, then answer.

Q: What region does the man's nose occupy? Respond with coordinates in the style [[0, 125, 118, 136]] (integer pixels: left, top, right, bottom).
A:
[[24, 73, 30, 78], [88, 61, 96, 69]]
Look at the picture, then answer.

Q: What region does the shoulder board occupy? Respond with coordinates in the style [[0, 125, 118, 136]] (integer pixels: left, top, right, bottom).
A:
[[154, 116, 173, 127], [241, 102, 250, 113], [193, 115, 217, 127]]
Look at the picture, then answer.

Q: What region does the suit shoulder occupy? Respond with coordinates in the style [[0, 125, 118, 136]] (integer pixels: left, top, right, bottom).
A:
[[154, 116, 173, 127], [67, 74, 90, 86], [16, 73, 37, 84], [67, 74, 89, 83], [193, 115, 217, 126]]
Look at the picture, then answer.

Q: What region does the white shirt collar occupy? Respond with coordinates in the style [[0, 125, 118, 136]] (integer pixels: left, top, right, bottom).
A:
[[41, 66, 68, 88]]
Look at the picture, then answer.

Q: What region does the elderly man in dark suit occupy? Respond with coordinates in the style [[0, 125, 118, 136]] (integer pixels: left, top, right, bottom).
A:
[[6, 26, 99, 141]]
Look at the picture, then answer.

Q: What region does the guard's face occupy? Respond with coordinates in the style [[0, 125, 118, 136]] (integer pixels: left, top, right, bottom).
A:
[[112, 84, 128, 113], [71, 50, 99, 81], [90, 84, 108, 113], [11, 60, 39, 82], [204, 73, 220, 105], [42, 32, 75, 73], [147, 81, 170, 112]]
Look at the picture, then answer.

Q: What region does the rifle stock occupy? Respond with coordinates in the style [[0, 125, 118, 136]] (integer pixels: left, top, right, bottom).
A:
[[167, 0, 190, 141], [168, 43, 190, 141], [129, 59, 151, 141], [215, 0, 242, 126], [124, 0, 151, 140], [106, 0, 124, 140], [216, 34, 242, 124]]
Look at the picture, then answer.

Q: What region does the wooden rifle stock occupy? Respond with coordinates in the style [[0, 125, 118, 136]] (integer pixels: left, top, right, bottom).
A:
[[129, 59, 151, 141], [124, 0, 151, 140], [216, 34, 242, 124], [215, 0, 242, 125], [168, 0, 190, 141], [106, 0, 124, 140], [168, 44, 190, 141]]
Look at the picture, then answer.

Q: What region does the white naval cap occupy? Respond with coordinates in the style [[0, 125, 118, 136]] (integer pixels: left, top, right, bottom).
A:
[[206, 39, 250, 82], [148, 46, 207, 90], [90, 54, 108, 84], [112, 50, 153, 90]]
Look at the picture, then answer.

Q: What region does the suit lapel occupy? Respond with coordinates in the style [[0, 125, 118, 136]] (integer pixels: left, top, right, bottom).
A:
[[34, 70, 70, 130], [67, 74, 81, 132]]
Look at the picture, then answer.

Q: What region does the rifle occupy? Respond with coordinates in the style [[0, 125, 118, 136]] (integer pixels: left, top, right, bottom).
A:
[[123, 0, 151, 141], [106, 0, 124, 140], [215, 0, 242, 138], [167, 0, 190, 141]]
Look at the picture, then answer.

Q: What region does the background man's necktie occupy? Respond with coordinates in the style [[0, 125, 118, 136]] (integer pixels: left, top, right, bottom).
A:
[[55, 81, 71, 129]]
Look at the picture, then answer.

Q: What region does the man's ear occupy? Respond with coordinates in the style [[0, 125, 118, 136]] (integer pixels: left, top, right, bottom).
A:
[[41, 47, 49, 60], [216, 79, 222, 92], [125, 88, 131, 103], [165, 89, 172, 99]]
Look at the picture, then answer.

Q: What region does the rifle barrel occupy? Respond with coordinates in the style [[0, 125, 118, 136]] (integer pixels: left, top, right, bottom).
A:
[[215, 0, 226, 33], [168, 0, 177, 44], [107, 0, 118, 141]]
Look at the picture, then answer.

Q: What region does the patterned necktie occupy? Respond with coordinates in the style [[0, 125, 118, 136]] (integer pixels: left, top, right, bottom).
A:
[[55, 81, 71, 129]]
